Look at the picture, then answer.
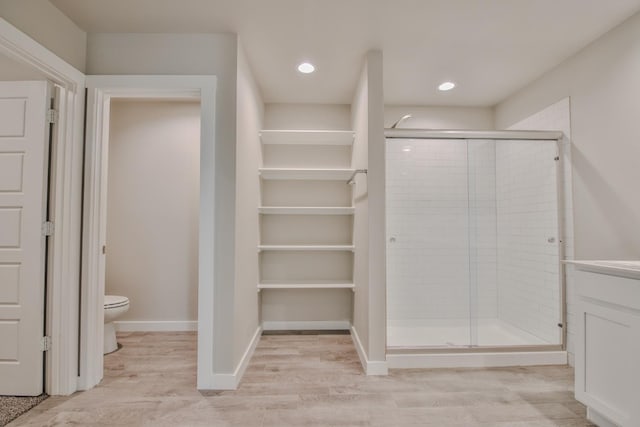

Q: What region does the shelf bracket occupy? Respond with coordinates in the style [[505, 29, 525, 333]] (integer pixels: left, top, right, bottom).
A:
[[347, 169, 367, 185]]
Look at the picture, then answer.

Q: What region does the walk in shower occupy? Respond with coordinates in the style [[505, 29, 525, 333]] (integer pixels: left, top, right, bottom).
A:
[[385, 130, 565, 353]]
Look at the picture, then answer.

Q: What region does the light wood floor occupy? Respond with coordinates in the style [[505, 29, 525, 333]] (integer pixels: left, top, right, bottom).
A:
[[10, 332, 594, 426]]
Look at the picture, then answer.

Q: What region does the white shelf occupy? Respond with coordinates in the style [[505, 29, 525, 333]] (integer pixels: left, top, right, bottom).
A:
[[258, 244, 355, 252], [260, 130, 354, 146], [258, 206, 354, 215], [259, 168, 354, 181], [256, 127, 356, 320], [258, 280, 355, 291]]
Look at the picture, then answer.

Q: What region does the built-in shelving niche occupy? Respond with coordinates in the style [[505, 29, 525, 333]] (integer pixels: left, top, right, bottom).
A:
[[257, 130, 356, 300]]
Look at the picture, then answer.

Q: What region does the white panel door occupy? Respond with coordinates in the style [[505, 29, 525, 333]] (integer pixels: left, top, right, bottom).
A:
[[0, 81, 50, 396]]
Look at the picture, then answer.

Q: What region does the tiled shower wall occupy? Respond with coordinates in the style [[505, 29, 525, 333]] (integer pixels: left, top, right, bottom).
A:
[[467, 141, 498, 320], [386, 139, 498, 328], [495, 140, 561, 345], [507, 98, 574, 359]]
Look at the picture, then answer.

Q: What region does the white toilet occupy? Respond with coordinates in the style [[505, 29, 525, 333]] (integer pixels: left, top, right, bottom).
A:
[[104, 295, 130, 354]]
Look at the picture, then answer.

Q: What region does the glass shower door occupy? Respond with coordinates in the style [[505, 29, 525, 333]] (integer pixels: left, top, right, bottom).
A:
[[387, 136, 563, 349], [386, 138, 472, 348], [466, 139, 497, 347], [473, 139, 562, 347]]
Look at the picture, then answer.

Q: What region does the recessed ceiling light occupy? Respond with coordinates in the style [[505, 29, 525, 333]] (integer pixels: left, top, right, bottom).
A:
[[297, 62, 315, 74], [438, 81, 456, 91]]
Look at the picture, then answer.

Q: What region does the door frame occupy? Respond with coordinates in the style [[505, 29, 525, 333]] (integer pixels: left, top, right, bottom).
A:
[[0, 18, 85, 395], [82, 75, 217, 390]]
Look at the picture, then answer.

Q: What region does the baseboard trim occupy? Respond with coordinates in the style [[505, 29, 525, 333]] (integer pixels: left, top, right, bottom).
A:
[[114, 320, 197, 332], [234, 325, 262, 388], [350, 326, 388, 376], [586, 408, 619, 427], [262, 320, 351, 331], [387, 350, 568, 369], [208, 374, 236, 390], [204, 325, 262, 390]]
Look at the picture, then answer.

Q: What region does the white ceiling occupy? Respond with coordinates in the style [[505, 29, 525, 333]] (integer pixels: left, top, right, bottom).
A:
[[50, 0, 640, 106]]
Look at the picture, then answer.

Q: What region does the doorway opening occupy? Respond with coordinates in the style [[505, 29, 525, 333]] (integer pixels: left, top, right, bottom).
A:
[[102, 98, 200, 361], [82, 76, 217, 391]]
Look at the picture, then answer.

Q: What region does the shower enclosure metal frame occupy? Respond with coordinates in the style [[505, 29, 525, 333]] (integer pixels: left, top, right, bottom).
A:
[[385, 128, 566, 354]]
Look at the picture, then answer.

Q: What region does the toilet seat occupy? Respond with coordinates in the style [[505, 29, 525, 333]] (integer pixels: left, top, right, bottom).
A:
[[103, 295, 130, 354], [104, 295, 129, 309]]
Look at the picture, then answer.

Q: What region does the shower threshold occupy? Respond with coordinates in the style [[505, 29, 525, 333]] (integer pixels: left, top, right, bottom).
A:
[[386, 319, 567, 368], [386, 346, 567, 369]]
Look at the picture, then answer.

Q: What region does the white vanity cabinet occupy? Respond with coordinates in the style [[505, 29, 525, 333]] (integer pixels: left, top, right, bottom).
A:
[[570, 261, 640, 427]]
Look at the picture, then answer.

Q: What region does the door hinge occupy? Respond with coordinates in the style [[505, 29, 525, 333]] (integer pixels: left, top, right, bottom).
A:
[[46, 109, 58, 124], [42, 221, 54, 236], [41, 336, 51, 352]]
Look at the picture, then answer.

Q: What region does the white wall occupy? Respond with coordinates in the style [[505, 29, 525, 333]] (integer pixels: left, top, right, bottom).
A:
[[0, 0, 87, 71], [234, 42, 263, 366], [385, 106, 494, 130], [496, 11, 640, 260], [106, 100, 199, 325], [265, 103, 351, 130], [367, 51, 386, 363], [87, 32, 239, 373], [352, 57, 371, 357], [351, 50, 386, 368]]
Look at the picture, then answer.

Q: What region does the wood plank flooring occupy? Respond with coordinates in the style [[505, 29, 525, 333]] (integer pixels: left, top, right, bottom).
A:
[[9, 332, 594, 426]]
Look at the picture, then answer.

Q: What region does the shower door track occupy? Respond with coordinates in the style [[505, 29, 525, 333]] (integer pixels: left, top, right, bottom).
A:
[[385, 129, 563, 140], [386, 344, 564, 354]]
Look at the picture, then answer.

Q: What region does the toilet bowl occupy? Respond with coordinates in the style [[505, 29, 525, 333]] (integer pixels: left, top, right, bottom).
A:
[[104, 295, 130, 354]]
